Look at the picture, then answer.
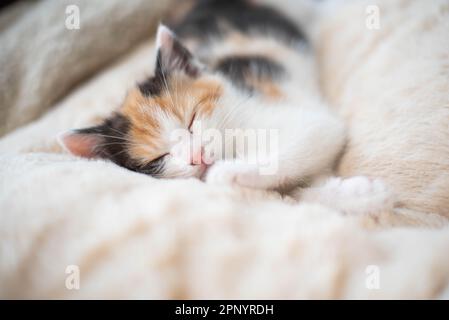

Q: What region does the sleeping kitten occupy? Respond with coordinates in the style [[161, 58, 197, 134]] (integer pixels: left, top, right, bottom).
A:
[[59, 0, 392, 213]]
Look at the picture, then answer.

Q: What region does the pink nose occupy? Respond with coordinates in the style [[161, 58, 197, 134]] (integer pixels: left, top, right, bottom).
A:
[[190, 146, 204, 165]]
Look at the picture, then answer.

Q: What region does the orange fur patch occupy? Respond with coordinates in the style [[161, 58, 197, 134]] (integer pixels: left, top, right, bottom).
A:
[[119, 74, 223, 164]]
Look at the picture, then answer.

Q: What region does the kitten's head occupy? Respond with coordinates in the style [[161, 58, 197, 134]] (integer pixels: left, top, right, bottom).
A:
[[59, 25, 232, 179]]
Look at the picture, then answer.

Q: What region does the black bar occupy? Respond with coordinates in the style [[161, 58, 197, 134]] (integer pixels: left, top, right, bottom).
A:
[[0, 300, 446, 318]]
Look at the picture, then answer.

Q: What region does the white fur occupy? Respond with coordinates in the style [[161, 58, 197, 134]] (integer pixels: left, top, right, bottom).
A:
[[163, 28, 388, 213], [140, 28, 349, 193], [297, 176, 395, 216], [201, 80, 346, 190]]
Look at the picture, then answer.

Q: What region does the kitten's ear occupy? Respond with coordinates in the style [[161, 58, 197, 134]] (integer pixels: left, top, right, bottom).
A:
[[58, 128, 105, 158], [155, 24, 202, 77]]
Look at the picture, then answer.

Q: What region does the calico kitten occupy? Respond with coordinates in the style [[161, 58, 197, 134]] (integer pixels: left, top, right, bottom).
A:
[[60, 0, 344, 191], [60, 0, 387, 208]]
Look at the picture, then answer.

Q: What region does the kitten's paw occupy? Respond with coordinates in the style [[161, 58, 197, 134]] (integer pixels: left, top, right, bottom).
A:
[[329, 176, 387, 197], [301, 176, 394, 215], [205, 160, 258, 187], [205, 161, 239, 185]]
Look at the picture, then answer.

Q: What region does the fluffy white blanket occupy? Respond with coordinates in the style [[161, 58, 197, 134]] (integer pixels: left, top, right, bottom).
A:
[[1, 0, 449, 299]]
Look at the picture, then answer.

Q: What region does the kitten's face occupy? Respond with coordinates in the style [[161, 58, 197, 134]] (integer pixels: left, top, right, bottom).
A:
[[60, 25, 229, 179]]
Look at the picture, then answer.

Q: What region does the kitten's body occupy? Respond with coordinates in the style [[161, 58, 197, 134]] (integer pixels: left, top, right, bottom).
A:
[[171, 1, 342, 187], [60, 0, 392, 214]]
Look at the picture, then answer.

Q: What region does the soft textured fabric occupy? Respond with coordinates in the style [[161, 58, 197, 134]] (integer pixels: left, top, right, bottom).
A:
[[316, 0, 449, 220], [0, 0, 173, 136], [0, 0, 448, 299]]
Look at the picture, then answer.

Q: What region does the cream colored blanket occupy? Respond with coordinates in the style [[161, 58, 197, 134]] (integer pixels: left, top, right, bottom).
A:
[[1, 0, 449, 299]]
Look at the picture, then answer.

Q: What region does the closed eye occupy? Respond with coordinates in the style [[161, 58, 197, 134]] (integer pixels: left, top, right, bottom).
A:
[[188, 112, 196, 132], [151, 153, 169, 163]]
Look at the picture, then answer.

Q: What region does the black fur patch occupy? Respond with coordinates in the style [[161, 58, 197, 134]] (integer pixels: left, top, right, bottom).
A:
[[139, 41, 199, 97], [138, 75, 164, 96], [135, 156, 165, 177], [77, 113, 165, 177], [138, 52, 165, 96], [174, 0, 305, 44], [76, 113, 132, 166], [162, 37, 200, 77], [215, 55, 284, 93]]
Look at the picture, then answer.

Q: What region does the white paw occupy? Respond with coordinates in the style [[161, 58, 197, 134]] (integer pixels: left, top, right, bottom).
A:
[[301, 176, 394, 215], [205, 161, 240, 185], [205, 160, 258, 187], [330, 176, 387, 197]]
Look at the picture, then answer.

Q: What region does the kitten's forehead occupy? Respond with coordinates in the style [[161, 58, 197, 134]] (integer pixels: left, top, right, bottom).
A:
[[123, 73, 222, 123]]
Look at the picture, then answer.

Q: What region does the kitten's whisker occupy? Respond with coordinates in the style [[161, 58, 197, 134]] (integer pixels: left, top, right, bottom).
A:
[[218, 93, 252, 129], [140, 101, 155, 117], [219, 95, 248, 126], [138, 103, 147, 118], [94, 141, 142, 149], [108, 148, 131, 159], [174, 71, 180, 107], [92, 133, 135, 144], [102, 125, 129, 137]]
